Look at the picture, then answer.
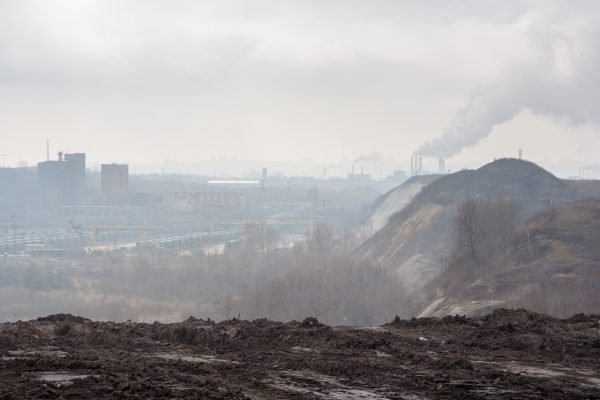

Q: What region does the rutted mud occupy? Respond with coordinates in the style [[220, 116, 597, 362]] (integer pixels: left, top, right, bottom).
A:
[[0, 310, 599, 399]]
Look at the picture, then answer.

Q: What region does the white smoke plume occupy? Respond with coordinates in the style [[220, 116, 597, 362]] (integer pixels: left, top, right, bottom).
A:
[[415, 3, 600, 159], [354, 152, 383, 163]]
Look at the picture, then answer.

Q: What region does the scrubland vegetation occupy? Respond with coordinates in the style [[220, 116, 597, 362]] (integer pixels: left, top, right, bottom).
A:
[[0, 224, 410, 325], [436, 197, 600, 318], [4, 160, 600, 324]]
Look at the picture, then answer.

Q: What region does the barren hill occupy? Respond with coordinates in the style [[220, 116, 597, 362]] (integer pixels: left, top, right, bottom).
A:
[[425, 202, 600, 317], [358, 159, 600, 316]]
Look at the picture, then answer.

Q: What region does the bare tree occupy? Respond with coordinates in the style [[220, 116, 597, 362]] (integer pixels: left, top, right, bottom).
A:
[[450, 196, 518, 276], [454, 198, 481, 266], [306, 222, 334, 257]]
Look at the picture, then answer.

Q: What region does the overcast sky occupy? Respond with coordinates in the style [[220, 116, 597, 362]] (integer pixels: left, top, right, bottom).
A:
[[1, 0, 599, 176]]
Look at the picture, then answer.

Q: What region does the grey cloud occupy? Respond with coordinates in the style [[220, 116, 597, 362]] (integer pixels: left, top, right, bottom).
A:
[[354, 153, 383, 163], [415, 2, 600, 158], [0, 1, 595, 166]]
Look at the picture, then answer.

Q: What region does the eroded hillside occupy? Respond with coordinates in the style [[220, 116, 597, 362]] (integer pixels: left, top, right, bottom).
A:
[[358, 175, 440, 242], [358, 159, 600, 316], [425, 202, 600, 317]]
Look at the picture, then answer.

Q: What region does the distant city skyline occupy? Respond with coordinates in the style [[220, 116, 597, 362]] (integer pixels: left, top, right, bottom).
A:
[[0, 145, 598, 180]]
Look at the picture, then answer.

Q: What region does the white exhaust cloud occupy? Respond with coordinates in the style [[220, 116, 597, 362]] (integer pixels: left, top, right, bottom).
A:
[[415, 3, 600, 159]]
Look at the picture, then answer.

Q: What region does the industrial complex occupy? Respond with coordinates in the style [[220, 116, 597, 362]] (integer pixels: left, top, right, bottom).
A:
[[1, 147, 421, 257]]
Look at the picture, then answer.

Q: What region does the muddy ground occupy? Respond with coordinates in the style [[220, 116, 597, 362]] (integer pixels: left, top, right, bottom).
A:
[[0, 309, 599, 399]]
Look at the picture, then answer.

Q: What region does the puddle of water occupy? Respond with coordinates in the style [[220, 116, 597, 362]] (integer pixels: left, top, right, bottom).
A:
[[267, 370, 425, 400], [548, 364, 598, 377], [291, 346, 319, 353], [585, 377, 600, 388], [507, 364, 565, 378], [475, 361, 565, 378], [269, 382, 314, 395], [358, 326, 385, 332], [328, 389, 392, 399], [476, 360, 600, 388], [37, 372, 88, 387], [154, 352, 239, 364], [7, 348, 68, 359]]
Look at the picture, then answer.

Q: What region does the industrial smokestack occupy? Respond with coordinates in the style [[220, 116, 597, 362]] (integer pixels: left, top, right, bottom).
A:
[[518, 149, 523, 160], [418, 156, 423, 175], [411, 155, 421, 176]]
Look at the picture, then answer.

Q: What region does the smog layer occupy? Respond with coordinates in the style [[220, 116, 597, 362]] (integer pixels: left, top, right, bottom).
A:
[[2, 159, 600, 325]]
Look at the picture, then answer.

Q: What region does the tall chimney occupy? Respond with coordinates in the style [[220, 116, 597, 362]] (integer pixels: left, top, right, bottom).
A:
[[518, 149, 523, 160]]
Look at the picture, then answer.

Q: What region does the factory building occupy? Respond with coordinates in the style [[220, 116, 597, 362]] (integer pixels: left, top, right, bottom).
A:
[[347, 166, 372, 182], [410, 156, 446, 175], [38, 152, 86, 206], [162, 191, 243, 212], [101, 163, 129, 197]]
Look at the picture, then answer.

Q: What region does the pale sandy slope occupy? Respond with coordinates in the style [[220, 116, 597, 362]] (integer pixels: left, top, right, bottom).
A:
[[358, 175, 440, 243]]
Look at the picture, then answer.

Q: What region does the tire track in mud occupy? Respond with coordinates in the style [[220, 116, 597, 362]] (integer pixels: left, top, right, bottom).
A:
[[0, 310, 599, 399]]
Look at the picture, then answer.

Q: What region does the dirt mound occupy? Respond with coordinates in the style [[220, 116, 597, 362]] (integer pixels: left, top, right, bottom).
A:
[[299, 317, 325, 328], [2, 311, 599, 398], [385, 308, 600, 358], [483, 308, 554, 326], [565, 313, 600, 324], [465, 309, 600, 357], [386, 313, 475, 328], [36, 314, 91, 324]]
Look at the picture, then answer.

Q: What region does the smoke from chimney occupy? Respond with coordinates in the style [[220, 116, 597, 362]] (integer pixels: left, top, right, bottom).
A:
[[414, 4, 600, 159]]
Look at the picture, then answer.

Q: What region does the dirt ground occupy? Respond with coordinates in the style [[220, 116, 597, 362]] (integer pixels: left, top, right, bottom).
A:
[[1, 309, 599, 399]]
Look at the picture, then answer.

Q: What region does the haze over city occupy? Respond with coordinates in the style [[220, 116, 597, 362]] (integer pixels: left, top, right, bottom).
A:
[[2, 0, 600, 178]]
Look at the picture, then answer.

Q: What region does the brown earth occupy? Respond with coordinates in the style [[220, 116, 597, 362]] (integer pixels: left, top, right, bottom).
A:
[[1, 309, 599, 399]]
